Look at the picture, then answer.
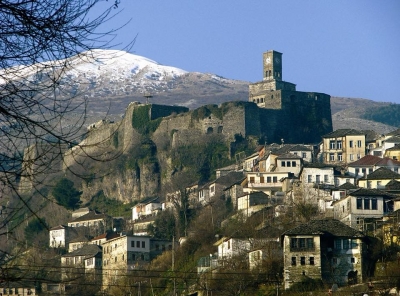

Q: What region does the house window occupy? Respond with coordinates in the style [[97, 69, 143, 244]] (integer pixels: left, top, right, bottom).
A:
[[337, 141, 342, 149], [142, 241, 145, 248], [324, 175, 329, 183], [351, 239, 358, 249], [330, 153, 335, 161], [334, 239, 342, 249], [357, 154, 361, 160], [267, 177, 271, 183], [357, 140, 362, 147], [250, 177, 255, 183], [260, 176, 264, 183], [377, 181, 381, 188], [309, 257, 315, 265], [307, 238, 314, 249], [351, 257, 355, 263], [330, 140, 336, 149], [350, 154, 354, 161], [338, 153, 343, 161], [273, 176, 277, 183], [367, 181, 372, 189], [308, 175, 312, 183], [316, 175, 320, 184], [281, 161, 286, 167], [136, 241, 140, 248], [210, 186, 215, 193], [300, 257, 306, 265], [292, 161, 296, 167], [362, 168, 366, 176], [286, 161, 291, 167], [227, 240, 231, 249], [343, 239, 349, 249], [299, 238, 306, 249], [357, 198, 362, 209], [131, 241, 134, 248], [349, 140, 354, 148], [371, 198, 377, 210], [291, 257, 296, 266], [302, 152, 307, 158], [355, 168, 359, 175], [364, 198, 370, 210]]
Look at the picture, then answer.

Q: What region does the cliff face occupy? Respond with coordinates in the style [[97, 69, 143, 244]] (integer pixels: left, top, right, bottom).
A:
[[20, 99, 332, 203]]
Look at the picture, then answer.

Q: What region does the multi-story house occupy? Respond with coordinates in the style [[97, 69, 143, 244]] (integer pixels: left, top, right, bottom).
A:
[[131, 197, 162, 221], [61, 244, 102, 282], [275, 153, 302, 176], [200, 172, 245, 203], [245, 171, 292, 196], [49, 225, 78, 248], [237, 191, 270, 217], [332, 188, 395, 229], [384, 144, 400, 161], [101, 235, 173, 291], [282, 219, 368, 289], [348, 155, 400, 179], [321, 129, 366, 164], [68, 210, 110, 236], [358, 167, 400, 189]]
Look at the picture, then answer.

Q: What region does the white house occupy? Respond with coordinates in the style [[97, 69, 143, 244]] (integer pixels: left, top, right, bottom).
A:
[[49, 225, 78, 248]]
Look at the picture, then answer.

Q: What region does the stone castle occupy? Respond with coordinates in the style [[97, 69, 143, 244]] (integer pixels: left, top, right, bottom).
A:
[[20, 50, 333, 200]]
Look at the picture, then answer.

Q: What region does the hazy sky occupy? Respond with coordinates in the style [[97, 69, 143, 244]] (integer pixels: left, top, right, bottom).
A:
[[96, 0, 400, 103]]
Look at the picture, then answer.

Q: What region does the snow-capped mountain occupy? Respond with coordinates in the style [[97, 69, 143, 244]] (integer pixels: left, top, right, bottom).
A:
[[54, 49, 250, 114]]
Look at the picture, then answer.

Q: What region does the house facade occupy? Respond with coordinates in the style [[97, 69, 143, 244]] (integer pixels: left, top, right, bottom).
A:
[[333, 188, 395, 229], [321, 129, 365, 164], [282, 219, 367, 289], [49, 225, 78, 248], [102, 235, 173, 291], [358, 167, 400, 189]]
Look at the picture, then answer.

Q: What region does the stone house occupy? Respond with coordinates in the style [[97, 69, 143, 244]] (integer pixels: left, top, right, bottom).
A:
[[245, 171, 292, 196], [275, 153, 303, 176], [61, 244, 102, 281], [333, 188, 395, 229], [131, 196, 162, 221], [237, 191, 269, 217], [358, 167, 400, 189], [223, 179, 244, 209], [348, 155, 400, 179], [248, 240, 282, 271], [101, 234, 173, 291], [49, 225, 78, 248], [321, 129, 366, 165], [68, 210, 110, 234], [0, 282, 37, 296], [282, 219, 367, 289], [205, 171, 245, 200]]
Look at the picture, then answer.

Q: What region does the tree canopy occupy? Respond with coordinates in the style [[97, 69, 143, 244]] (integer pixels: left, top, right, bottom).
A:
[[52, 178, 81, 210]]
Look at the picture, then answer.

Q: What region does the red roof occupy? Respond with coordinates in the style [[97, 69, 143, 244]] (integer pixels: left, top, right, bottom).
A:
[[349, 155, 400, 166]]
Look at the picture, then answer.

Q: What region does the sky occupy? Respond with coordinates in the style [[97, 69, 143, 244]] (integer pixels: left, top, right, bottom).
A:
[[94, 0, 400, 103]]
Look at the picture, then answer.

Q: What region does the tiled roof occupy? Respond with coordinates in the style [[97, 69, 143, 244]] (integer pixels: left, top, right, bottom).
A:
[[349, 155, 400, 167], [385, 136, 400, 143], [91, 231, 121, 241], [322, 129, 364, 138], [387, 128, 400, 137], [69, 211, 109, 223], [361, 167, 400, 180], [50, 224, 69, 230], [283, 219, 364, 237], [62, 244, 102, 258]]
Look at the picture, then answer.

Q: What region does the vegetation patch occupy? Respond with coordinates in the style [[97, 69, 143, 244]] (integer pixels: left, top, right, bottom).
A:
[[191, 104, 223, 121], [361, 104, 400, 127], [132, 105, 162, 134], [87, 190, 134, 218]]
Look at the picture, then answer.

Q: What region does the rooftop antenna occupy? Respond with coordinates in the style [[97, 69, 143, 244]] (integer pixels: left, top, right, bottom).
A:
[[143, 92, 153, 104]]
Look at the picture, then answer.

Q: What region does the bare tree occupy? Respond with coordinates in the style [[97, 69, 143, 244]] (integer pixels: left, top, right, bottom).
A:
[[0, 0, 130, 289]]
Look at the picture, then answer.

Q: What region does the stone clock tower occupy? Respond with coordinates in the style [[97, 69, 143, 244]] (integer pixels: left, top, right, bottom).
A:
[[263, 50, 282, 81]]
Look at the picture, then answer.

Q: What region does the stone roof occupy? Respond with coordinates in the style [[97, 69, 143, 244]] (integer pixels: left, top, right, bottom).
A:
[[349, 155, 400, 167], [92, 231, 121, 241], [338, 182, 358, 190], [276, 153, 302, 160], [322, 129, 364, 138], [385, 136, 400, 143], [62, 244, 102, 258], [283, 219, 364, 238], [385, 179, 400, 190], [362, 130, 379, 142], [50, 224, 69, 231], [361, 167, 400, 180], [387, 128, 400, 137], [214, 171, 245, 188], [348, 187, 397, 198], [69, 211, 109, 223], [303, 162, 337, 169]]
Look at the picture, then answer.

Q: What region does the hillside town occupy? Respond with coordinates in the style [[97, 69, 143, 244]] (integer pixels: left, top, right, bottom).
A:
[[2, 50, 400, 296]]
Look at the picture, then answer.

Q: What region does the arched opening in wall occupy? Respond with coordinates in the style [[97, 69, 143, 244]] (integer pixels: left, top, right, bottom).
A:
[[217, 126, 223, 133], [348, 270, 358, 285], [271, 95, 274, 100], [269, 70, 272, 77], [261, 98, 264, 103], [206, 127, 213, 134], [257, 98, 260, 103]]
